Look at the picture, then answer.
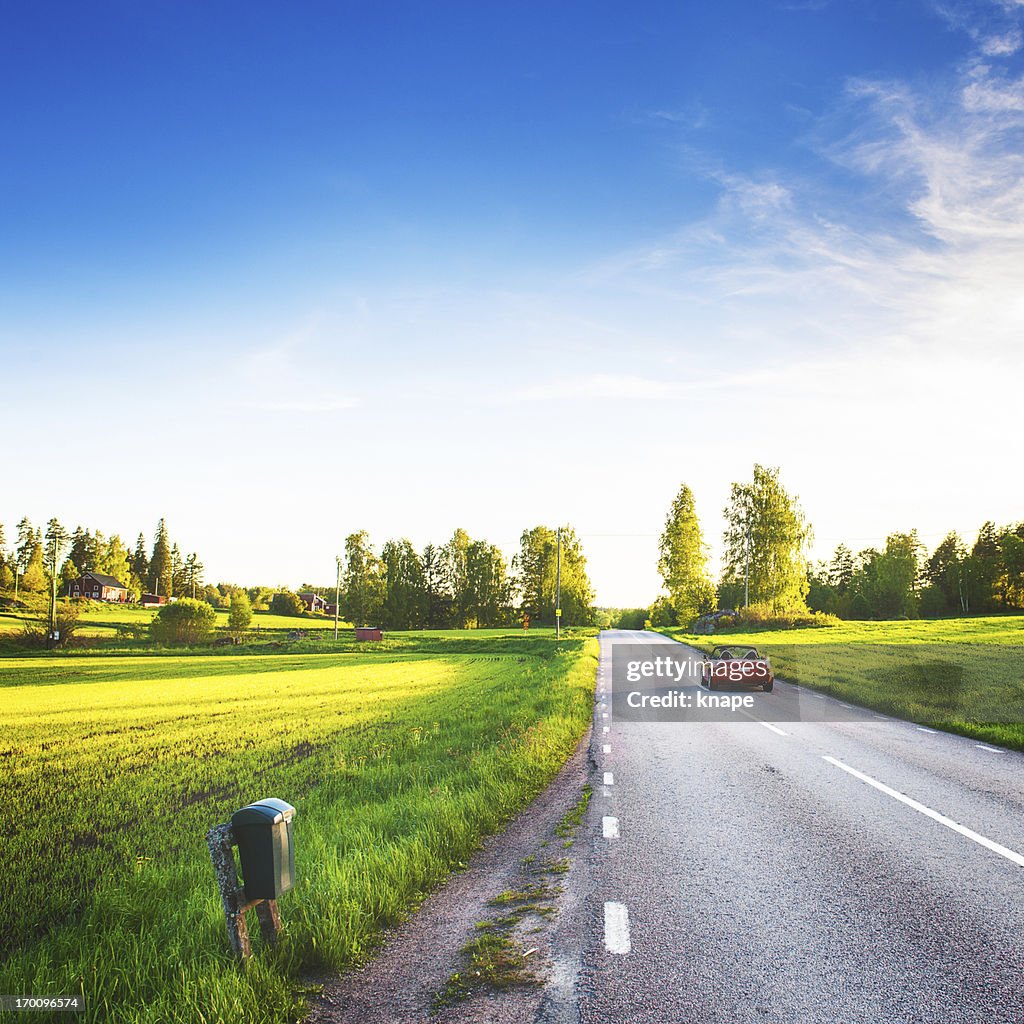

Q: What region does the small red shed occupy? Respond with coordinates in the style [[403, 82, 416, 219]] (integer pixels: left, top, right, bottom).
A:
[[355, 626, 383, 641]]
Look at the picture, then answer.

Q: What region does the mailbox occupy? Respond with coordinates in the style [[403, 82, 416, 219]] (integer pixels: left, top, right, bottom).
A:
[[231, 798, 296, 901]]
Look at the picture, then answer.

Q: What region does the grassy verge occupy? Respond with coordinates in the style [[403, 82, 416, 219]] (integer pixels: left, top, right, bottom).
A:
[[660, 615, 1024, 752], [0, 633, 596, 1023]]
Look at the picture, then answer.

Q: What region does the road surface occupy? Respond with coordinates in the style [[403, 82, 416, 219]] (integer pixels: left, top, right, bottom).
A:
[[557, 629, 1024, 1024]]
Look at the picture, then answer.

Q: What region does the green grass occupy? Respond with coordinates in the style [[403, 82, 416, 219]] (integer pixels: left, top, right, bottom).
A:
[[0, 633, 596, 1023], [0, 601, 348, 640], [661, 615, 1024, 751]]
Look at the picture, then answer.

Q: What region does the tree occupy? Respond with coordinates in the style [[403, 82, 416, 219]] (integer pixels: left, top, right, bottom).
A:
[[722, 465, 811, 612], [228, 591, 253, 637], [101, 535, 134, 593], [150, 598, 217, 645], [63, 527, 98, 585], [19, 526, 46, 593], [269, 590, 305, 617], [925, 532, 967, 614], [464, 539, 512, 626], [131, 534, 149, 592], [380, 538, 427, 629], [657, 483, 714, 624], [149, 520, 172, 596], [341, 532, 385, 626], [421, 543, 453, 627], [873, 532, 923, 617], [514, 525, 594, 627], [170, 544, 186, 598], [442, 528, 472, 627], [181, 552, 204, 599]]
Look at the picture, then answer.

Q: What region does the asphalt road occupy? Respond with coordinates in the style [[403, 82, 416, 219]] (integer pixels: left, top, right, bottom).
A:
[[564, 629, 1024, 1024]]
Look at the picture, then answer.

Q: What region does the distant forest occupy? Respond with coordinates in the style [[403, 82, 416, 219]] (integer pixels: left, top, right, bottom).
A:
[[0, 518, 596, 629]]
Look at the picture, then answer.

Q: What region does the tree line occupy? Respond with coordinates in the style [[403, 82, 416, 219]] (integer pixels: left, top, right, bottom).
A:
[[808, 522, 1024, 619], [334, 526, 594, 629], [652, 465, 1023, 625], [0, 517, 205, 600], [0, 517, 597, 630]]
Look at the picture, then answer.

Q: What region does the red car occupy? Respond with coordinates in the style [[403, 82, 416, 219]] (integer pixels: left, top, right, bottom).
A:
[[701, 645, 774, 692]]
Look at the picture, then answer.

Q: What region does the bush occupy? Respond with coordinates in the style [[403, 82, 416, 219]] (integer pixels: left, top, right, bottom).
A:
[[150, 598, 217, 645], [734, 602, 840, 630], [19, 601, 81, 648]]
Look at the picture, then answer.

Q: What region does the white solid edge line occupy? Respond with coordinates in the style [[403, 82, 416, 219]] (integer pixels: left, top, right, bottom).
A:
[[603, 743, 611, 753], [604, 901, 631, 954], [602, 815, 620, 839], [603, 771, 614, 785], [822, 756, 1024, 868]]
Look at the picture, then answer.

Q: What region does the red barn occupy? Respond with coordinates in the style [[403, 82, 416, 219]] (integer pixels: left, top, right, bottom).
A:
[[355, 627, 383, 641], [69, 571, 129, 603], [298, 592, 328, 614]]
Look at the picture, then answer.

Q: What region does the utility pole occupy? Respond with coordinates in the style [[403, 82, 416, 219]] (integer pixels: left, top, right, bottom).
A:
[[555, 526, 562, 640], [334, 555, 342, 641], [744, 523, 751, 609]]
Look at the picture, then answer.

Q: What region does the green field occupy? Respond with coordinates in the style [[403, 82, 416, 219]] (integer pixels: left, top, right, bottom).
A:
[[0, 602, 347, 641], [0, 632, 596, 1023], [663, 616, 1024, 751]]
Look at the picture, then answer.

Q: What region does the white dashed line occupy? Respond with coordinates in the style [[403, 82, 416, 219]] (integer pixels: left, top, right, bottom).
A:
[[602, 815, 620, 838], [603, 744, 611, 753], [976, 744, 1006, 754], [603, 771, 614, 785], [917, 727, 937, 734], [823, 755, 1024, 868], [757, 720, 789, 737], [603, 726, 609, 734], [604, 902, 631, 954], [602, 713, 608, 719]]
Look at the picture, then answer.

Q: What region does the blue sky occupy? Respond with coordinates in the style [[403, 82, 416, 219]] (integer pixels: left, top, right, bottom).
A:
[[2, 1, 1022, 604]]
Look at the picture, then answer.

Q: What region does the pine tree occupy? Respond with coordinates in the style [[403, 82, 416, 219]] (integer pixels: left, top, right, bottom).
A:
[[149, 520, 172, 596], [170, 544, 185, 598], [131, 533, 149, 592]]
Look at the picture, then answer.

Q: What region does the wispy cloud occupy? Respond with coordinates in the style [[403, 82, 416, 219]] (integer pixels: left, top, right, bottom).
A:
[[229, 315, 360, 415], [583, 6, 1024, 367]]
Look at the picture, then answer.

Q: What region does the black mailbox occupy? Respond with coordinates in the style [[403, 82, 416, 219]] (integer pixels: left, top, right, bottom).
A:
[[231, 798, 296, 901]]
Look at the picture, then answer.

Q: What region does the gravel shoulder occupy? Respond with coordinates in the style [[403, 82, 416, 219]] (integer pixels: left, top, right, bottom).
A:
[[304, 725, 596, 1024]]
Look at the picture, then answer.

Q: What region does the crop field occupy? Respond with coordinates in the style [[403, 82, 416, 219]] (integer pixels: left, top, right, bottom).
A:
[[0, 632, 596, 1023], [664, 615, 1024, 751]]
